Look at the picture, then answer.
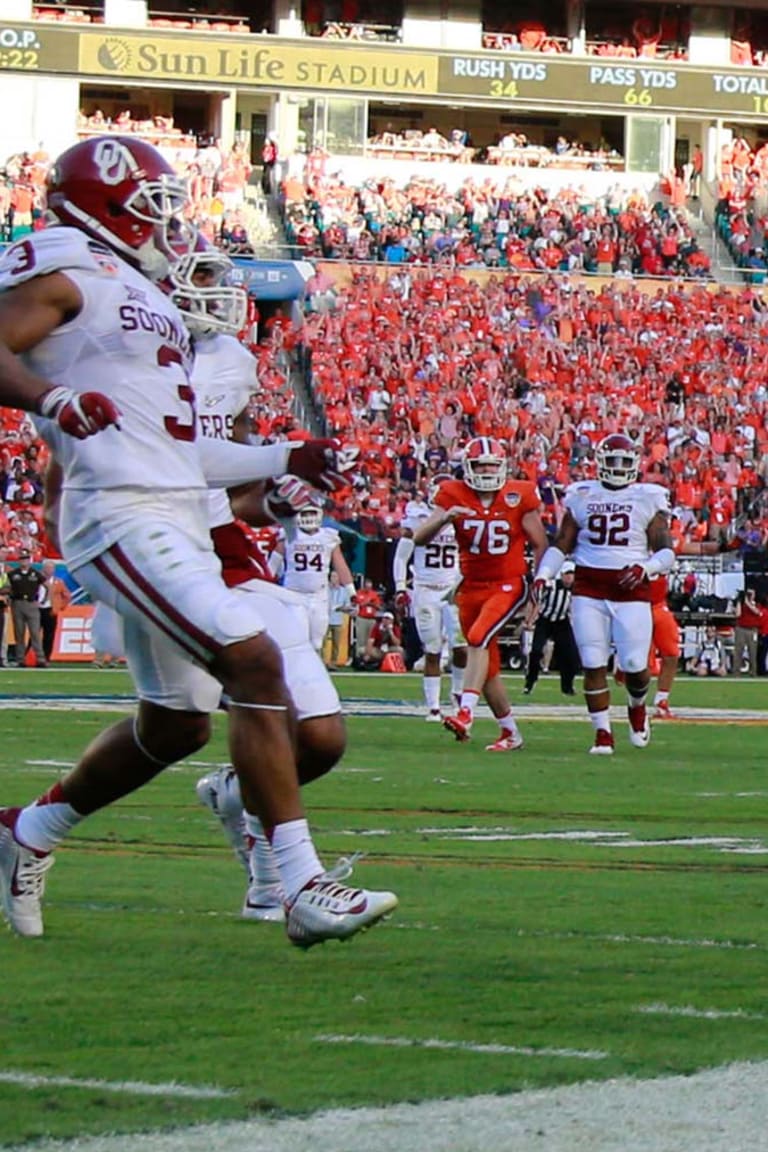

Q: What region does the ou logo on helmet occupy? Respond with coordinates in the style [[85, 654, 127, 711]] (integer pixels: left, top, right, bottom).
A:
[[93, 139, 136, 185]]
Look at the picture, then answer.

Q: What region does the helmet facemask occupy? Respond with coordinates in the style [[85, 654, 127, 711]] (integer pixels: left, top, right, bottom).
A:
[[297, 506, 323, 532], [170, 248, 248, 336]]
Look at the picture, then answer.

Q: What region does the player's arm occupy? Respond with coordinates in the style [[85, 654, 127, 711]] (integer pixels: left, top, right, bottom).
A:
[[619, 510, 676, 590], [522, 508, 549, 571], [0, 273, 120, 436], [412, 504, 471, 546], [535, 509, 578, 581], [393, 526, 414, 592], [331, 543, 355, 595]]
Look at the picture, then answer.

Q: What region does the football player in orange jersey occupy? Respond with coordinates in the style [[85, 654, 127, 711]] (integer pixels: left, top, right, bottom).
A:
[[413, 437, 548, 751]]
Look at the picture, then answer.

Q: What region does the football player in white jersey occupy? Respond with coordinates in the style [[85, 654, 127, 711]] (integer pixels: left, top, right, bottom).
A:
[[392, 477, 466, 720], [172, 241, 353, 922], [0, 136, 396, 947], [534, 434, 674, 755], [272, 511, 356, 653]]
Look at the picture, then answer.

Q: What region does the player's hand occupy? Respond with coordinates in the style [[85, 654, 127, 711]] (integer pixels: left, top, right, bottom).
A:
[[618, 563, 648, 591], [444, 504, 474, 522], [531, 577, 547, 605], [395, 590, 411, 615], [264, 474, 322, 521], [287, 439, 358, 492], [38, 386, 121, 439]]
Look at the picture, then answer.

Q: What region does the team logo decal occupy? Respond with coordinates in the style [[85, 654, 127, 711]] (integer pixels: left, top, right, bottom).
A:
[[504, 492, 521, 507]]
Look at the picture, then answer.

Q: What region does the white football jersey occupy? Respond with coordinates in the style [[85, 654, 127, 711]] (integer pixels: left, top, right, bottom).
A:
[[0, 227, 200, 566], [193, 332, 258, 530], [403, 514, 459, 588], [282, 526, 340, 594], [565, 481, 669, 569]]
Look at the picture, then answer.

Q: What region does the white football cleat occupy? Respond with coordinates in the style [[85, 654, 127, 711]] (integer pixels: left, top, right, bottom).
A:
[[485, 732, 524, 752], [286, 871, 398, 949], [195, 768, 249, 873], [0, 807, 54, 938], [242, 883, 286, 923], [589, 729, 615, 756], [628, 704, 651, 748], [425, 709, 443, 723]]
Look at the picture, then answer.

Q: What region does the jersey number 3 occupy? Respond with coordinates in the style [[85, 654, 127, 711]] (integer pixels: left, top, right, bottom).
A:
[[157, 345, 196, 442]]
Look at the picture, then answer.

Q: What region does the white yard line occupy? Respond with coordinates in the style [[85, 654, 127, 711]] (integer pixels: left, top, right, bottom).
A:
[[8, 1061, 768, 1152], [0, 1071, 235, 1099], [316, 1032, 608, 1060]]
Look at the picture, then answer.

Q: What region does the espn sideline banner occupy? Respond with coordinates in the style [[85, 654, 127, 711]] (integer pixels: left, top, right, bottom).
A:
[[52, 605, 95, 662]]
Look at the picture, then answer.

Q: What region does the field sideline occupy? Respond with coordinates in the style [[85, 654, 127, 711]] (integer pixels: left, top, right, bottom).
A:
[[1, 668, 768, 1151]]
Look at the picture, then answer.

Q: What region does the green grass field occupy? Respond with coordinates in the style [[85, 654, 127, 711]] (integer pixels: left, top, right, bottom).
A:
[[1, 668, 767, 1147]]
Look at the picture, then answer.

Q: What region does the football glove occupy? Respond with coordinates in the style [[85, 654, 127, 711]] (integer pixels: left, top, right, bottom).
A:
[[264, 474, 322, 522], [618, 563, 648, 591], [394, 590, 411, 614], [38, 386, 121, 439], [287, 439, 359, 492]]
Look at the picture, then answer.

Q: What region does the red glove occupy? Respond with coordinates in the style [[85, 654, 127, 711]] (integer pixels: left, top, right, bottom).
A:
[[265, 474, 322, 521], [618, 563, 648, 591], [530, 578, 547, 605], [395, 590, 411, 614], [287, 439, 358, 492], [38, 386, 121, 440]]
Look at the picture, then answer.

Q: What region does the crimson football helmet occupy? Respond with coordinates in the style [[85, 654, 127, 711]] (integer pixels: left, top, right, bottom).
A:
[[46, 136, 190, 281], [169, 235, 248, 337], [463, 437, 507, 491], [595, 434, 641, 488]]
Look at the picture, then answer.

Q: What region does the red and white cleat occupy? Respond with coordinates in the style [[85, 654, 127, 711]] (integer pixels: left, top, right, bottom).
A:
[[485, 732, 524, 752], [0, 807, 54, 938], [589, 729, 615, 756], [653, 700, 676, 721], [443, 707, 473, 742], [628, 703, 651, 748]]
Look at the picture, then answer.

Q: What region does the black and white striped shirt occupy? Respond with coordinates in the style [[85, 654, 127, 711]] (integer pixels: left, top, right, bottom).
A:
[[540, 581, 572, 623]]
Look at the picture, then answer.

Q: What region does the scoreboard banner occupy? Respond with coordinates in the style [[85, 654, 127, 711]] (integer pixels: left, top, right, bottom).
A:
[[1, 20, 768, 119]]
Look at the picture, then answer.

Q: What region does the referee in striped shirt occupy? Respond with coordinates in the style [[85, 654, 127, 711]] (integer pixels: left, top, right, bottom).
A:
[[524, 562, 580, 696]]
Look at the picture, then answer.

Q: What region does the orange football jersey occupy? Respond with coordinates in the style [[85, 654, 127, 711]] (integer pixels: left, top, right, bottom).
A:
[[434, 479, 540, 584]]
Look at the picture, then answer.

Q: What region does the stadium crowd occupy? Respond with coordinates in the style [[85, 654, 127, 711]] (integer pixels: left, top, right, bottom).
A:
[[282, 173, 711, 278]]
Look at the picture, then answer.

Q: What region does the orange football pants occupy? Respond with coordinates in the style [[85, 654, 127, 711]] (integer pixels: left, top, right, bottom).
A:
[[457, 578, 527, 679]]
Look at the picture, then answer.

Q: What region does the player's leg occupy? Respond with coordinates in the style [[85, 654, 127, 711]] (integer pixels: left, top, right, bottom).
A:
[[524, 618, 548, 694], [414, 589, 444, 720], [571, 595, 615, 754], [444, 601, 467, 708], [651, 603, 681, 718], [482, 639, 524, 752], [445, 584, 525, 744], [612, 600, 653, 748], [0, 592, 214, 940]]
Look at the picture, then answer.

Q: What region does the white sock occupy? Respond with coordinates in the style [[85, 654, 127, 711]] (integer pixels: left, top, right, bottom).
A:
[[497, 710, 520, 737], [589, 709, 611, 733], [244, 812, 281, 889], [423, 675, 441, 710], [654, 690, 669, 707], [270, 818, 324, 904], [460, 689, 480, 716], [16, 794, 83, 853], [451, 665, 465, 699]]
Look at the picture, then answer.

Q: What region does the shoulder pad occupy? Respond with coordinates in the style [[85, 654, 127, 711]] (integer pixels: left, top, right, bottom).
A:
[[0, 227, 119, 291]]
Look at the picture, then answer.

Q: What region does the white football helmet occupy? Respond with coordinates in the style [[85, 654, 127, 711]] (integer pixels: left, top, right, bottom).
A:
[[297, 505, 323, 532], [463, 437, 507, 492], [595, 434, 641, 488], [169, 239, 248, 337]]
